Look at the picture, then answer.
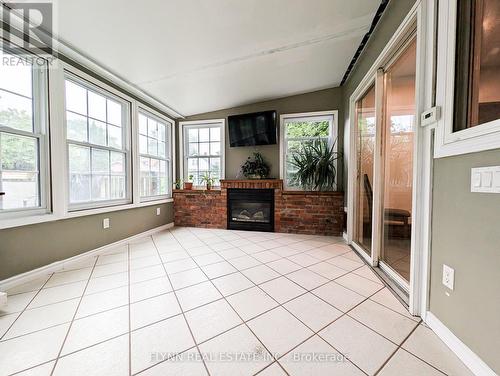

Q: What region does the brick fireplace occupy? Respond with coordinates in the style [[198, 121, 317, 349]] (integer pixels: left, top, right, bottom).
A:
[[173, 179, 344, 236]]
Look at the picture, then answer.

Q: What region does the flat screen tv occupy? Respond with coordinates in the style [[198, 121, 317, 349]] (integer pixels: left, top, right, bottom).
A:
[[228, 110, 277, 147]]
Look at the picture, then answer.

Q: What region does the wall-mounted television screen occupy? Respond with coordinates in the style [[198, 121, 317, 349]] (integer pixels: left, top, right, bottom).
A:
[[228, 110, 277, 147]]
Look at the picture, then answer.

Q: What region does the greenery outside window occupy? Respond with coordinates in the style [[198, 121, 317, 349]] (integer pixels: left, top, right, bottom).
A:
[[282, 113, 335, 190], [0, 46, 49, 215]]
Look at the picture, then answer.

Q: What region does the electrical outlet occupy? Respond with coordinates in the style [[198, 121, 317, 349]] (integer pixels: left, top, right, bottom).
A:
[[442, 264, 454, 290], [0, 292, 7, 307], [103, 218, 110, 229], [156, 207, 161, 216]]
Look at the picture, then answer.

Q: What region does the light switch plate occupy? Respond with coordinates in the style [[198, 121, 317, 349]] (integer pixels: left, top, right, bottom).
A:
[[103, 218, 110, 229], [156, 208, 161, 216], [442, 264, 454, 290], [471, 166, 500, 193]]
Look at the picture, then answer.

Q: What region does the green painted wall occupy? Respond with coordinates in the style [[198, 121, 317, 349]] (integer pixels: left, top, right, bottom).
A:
[[430, 151, 500, 373], [177, 87, 344, 181], [0, 203, 173, 280]]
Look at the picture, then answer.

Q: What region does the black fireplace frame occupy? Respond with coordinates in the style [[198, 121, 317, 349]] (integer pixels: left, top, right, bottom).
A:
[[227, 188, 274, 232]]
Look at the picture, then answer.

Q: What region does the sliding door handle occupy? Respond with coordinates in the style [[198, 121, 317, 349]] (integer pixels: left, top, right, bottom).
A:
[[0, 192, 5, 196]]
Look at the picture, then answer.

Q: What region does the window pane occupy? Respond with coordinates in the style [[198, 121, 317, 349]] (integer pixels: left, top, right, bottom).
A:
[[89, 119, 106, 146], [110, 176, 125, 199], [285, 120, 330, 138], [199, 158, 209, 171], [91, 149, 109, 174], [67, 111, 88, 142], [148, 137, 158, 156], [0, 89, 33, 132], [65, 80, 87, 115], [158, 123, 166, 141], [210, 142, 220, 156], [68, 144, 90, 173], [69, 173, 90, 203], [139, 114, 148, 135], [209, 157, 220, 172], [188, 128, 198, 142], [159, 160, 167, 177], [0, 51, 32, 98], [139, 135, 148, 154], [210, 127, 220, 141], [187, 158, 198, 173], [158, 141, 166, 158], [188, 143, 198, 156], [148, 119, 158, 138], [199, 128, 210, 142], [88, 91, 106, 121], [107, 99, 122, 126], [108, 125, 122, 149], [199, 142, 209, 156], [92, 175, 109, 200], [140, 157, 150, 172], [0, 133, 39, 210], [110, 152, 125, 174]]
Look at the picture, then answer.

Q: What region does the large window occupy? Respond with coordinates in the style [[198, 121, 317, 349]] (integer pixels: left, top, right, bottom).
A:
[[0, 47, 48, 214], [181, 121, 224, 186], [139, 110, 172, 199], [454, 0, 500, 131], [65, 74, 130, 209], [281, 112, 336, 190]]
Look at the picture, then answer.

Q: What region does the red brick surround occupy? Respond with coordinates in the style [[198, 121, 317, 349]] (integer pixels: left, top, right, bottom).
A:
[[173, 179, 344, 236]]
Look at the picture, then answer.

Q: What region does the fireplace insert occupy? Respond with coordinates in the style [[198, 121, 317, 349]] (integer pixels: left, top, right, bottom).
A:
[[227, 189, 274, 232]]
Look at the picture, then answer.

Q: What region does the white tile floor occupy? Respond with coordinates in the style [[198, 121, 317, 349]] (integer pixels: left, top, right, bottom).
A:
[[0, 227, 473, 376]]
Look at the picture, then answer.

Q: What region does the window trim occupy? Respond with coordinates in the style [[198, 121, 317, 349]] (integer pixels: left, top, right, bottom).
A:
[[63, 71, 133, 211], [0, 45, 51, 219], [279, 110, 338, 191], [178, 119, 225, 187], [137, 106, 175, 202], [434, 0, 500, 157]]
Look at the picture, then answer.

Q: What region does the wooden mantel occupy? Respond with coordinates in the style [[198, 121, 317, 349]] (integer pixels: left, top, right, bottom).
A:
[[220, 179, 283, 190]]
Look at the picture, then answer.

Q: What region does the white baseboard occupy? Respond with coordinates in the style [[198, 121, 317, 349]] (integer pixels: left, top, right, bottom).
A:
[[0, 223, 174, 292], [425, 312, 497, 376]]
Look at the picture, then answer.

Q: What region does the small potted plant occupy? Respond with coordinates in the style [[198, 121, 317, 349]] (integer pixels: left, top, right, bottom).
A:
[[200, 173, 216, 190], [240, 152, 270, 179], [174, 179, 182, 190], [184, 175, 194, 190]]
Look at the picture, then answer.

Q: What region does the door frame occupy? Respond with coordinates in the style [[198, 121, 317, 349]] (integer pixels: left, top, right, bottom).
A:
[[346, 0, 435, 316]]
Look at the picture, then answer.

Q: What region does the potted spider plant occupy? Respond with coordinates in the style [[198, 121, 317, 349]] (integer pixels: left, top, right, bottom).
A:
[[200, 173, 216, 190], [289, 139, 342, 191], [183, 175, 194, 190]]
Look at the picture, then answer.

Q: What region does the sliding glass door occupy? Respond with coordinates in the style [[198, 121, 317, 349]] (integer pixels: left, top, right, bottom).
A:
[[380, 39, 417, 283], [351, 34, 417, 292], [354, 85, 376, 256]]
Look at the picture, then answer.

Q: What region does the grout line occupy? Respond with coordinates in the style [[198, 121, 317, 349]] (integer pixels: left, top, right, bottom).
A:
[[167, 229, 292, 376], [149, 235, 212, 376], [5, 228, 425, 376], [48, 256, 99, 376], [127, 244, 132, 376], [0, 273, 54, 341]]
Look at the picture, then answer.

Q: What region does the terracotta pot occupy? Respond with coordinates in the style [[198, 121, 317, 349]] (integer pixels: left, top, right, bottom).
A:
[[184, 182, 193, 190], [206, 184, 212, 191]]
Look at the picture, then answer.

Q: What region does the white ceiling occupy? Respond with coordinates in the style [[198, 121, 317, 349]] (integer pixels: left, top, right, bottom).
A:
[[52, 0, 380, 117]]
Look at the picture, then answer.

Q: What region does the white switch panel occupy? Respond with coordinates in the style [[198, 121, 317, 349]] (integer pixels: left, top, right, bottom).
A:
[[442, 264, 455, 290], [103, 218, 110, 229], [471, 166, 500, 193], [156, 207, 161, 216]]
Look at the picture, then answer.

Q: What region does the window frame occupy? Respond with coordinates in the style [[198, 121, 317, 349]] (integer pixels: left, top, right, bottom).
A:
[[0, 43, 51, 219], [435, 0, 500, 157], [137, 106, 174, 202], [279, 110, 338, 191], [63, 71, 132, 211], [179, 119, 225, 187]]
